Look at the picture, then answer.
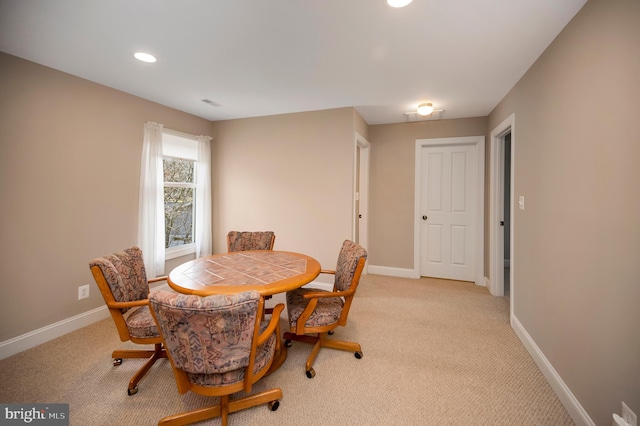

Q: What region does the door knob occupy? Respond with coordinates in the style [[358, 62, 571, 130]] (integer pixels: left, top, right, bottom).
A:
[[422, 215, 428, 220]]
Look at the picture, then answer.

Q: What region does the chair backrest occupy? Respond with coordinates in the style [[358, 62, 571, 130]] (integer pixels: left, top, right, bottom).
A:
[[89, 246, 149, 306], [334, 240, 367, 326], [149, 290, 263, 393], [227, 231, 275, 252], [334, 240, 368, 293]]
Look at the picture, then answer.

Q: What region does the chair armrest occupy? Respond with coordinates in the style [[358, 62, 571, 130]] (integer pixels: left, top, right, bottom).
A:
[[304, 269, 337, 299], [294, 289, 353, 335], [148, 276, 168, 284], [302, 289, 353, 299], [257, 303, 284, 346], [108, 299, 149, 309]]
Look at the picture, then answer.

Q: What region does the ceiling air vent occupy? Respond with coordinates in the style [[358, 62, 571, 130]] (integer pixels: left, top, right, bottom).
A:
[[201, 99, 222, 107]]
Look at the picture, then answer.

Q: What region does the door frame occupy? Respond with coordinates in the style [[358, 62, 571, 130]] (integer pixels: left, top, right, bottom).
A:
[[489, 114, 515, 307], [353, 132, 370, 273], [413, 136, 485, 284]]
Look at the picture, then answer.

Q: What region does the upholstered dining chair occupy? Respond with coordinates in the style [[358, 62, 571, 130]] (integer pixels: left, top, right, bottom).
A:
[[89, 246, 168, 395], [227, 231, 275, 252], [149, 290, 283, 426], [283, 240, 367, 378], [227, 230, 277, 313]]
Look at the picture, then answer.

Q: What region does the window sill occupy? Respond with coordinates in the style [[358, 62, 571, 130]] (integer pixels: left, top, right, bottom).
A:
[[166, 244, 195, 260]]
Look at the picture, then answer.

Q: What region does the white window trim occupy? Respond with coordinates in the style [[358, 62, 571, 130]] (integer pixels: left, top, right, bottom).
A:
[[162, 132, 198, 258], [166, 243, 196, 260], [162, 138, 198, 260]]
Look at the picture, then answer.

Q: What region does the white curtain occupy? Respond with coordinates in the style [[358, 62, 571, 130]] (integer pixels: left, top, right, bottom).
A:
[[137, 121, 165, 277], [195, 135, 212, 257]]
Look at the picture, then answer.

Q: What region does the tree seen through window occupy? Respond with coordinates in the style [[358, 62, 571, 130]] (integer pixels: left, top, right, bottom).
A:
[[163, 157, 196, 248]]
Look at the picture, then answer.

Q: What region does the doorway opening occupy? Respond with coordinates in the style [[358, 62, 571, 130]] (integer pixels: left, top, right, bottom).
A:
[[354, 132, 370, 273], [503, 133, 512, 297], [489, 114, 515, 313]]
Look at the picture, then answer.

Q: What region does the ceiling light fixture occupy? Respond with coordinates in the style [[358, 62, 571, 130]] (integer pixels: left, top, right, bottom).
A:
[[134, 52, 157, 63], [417, 103, 434, 116], [386, 0, 413, 8]]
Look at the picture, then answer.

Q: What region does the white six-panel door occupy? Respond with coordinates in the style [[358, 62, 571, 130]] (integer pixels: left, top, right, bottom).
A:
[[419, 143, 477, 282]]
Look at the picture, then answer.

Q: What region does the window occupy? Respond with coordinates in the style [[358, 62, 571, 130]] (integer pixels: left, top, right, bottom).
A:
[[139, 122, 211, 277], [162, 131, 198, 259]]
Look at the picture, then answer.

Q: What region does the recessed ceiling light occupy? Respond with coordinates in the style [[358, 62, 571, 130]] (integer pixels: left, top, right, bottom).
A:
[[386, 0, 413, 8], [134, 52, 157, 63]]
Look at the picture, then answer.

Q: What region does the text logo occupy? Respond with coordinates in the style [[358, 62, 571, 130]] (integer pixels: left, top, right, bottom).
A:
[[1, 404, 68, 425]]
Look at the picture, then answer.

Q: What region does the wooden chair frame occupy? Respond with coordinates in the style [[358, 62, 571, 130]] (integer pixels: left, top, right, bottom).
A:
[[90, 265, 168, 395], [283, 256, 367, 378]]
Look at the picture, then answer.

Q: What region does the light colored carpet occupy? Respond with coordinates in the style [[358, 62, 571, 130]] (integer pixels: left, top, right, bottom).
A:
[[0, 275, 573, 425]]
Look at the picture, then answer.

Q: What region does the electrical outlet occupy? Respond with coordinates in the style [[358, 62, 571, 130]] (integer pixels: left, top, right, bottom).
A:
[[78, 284, 90, 300], [622, 402, 637, 426]]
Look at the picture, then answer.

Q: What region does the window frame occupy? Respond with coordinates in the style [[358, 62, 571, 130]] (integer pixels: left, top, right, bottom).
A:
[[162, 129, 199, 260]]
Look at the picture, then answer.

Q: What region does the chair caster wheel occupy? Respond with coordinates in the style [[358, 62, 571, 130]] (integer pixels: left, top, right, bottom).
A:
[[306, 369, 316, 379], [328, 330, 334, 335], [268, 401, 280, 411], [285, 340, 292, 348], [113, 358, 122, 366], [355, 351, 363, 359], [127, 386, 138, 396]]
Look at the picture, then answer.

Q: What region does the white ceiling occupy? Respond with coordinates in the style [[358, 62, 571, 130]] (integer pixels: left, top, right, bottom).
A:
[[0, 0, 587, 125]]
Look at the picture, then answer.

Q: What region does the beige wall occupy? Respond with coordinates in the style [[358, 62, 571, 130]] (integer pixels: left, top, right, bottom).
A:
[[367, 118, 488, 268], [488, 0, 640, 424], [210, 107, 360, 272], [0, 53, 213, 341]]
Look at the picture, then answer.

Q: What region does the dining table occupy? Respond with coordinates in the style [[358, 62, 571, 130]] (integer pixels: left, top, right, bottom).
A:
[[167, 250, 322, 372], [167, 250, 321, 296]]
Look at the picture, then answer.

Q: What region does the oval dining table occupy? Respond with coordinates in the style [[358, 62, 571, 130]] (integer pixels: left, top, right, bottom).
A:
[[167, 250, 322, 372], [167, 250, 321, 296]]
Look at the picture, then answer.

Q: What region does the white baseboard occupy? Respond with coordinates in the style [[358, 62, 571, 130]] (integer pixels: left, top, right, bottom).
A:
[[511, 315, 594, 426], [0, 306, 110, 361], [368, 265, 488, 287], [367, 264, 418, 278]]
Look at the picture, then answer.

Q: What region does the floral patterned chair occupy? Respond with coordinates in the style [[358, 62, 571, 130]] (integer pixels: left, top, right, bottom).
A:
[[283, 240, 367, 378], [89, 246, 168, 395], [226, 231, 275, 252], [149, 289, 283, 426], [227, 231, 276, 312]]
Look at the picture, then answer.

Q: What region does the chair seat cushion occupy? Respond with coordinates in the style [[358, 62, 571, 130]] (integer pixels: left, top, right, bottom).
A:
[[125, 305, 160, 339], [286, 288, 344, 329], [187, 322, 276, 387]]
